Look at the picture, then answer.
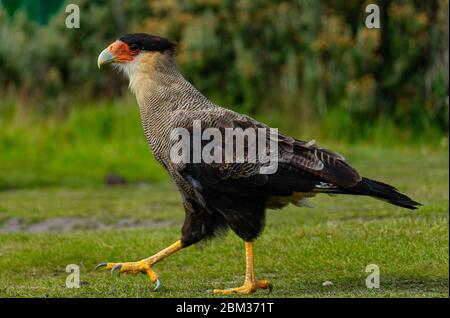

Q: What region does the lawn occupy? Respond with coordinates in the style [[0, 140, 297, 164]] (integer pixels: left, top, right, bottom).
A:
[[0, 146, 448, 298]]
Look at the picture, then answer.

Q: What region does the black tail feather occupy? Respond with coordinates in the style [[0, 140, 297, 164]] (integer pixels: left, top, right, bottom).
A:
[[345, 177, 421, 210]]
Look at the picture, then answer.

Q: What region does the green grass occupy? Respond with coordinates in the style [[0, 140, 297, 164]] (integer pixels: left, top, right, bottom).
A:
[[0, 147, 447, 297], [0, 99, 167, 190]]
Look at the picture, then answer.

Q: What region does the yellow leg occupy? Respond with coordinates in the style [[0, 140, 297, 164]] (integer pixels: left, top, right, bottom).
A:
[[209, 241, 272, 295], [96, 240, 182, 291]]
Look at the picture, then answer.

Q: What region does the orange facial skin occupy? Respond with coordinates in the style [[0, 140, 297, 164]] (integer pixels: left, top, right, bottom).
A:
[[107, 40, 139, 63]]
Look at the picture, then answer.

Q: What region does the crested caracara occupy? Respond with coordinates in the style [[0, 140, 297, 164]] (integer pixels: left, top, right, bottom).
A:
[[96, 33, 420, 295]]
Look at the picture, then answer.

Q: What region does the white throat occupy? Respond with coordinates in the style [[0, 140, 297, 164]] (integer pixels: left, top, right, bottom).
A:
[[113, 53, 143, 94]]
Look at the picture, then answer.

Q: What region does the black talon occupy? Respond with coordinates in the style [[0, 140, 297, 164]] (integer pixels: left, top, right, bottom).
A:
[[153, 277, 161, 292], [111, 264, 122, 275], [95, 262, 107, 270], [267, 283, 273, 294]]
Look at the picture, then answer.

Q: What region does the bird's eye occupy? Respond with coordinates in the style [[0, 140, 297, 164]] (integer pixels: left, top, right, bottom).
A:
[[129, 44, 139, 51]]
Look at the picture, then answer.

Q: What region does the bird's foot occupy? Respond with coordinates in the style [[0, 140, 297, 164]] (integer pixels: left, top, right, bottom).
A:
[[208, 279, 272, 295], [96, 258, 160, 291]]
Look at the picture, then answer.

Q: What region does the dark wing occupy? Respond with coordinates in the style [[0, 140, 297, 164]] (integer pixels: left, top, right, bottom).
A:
[[168, 109, 361, 202], [277, 134, 361, 188]]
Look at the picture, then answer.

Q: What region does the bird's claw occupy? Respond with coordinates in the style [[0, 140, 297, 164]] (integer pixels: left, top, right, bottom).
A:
[[153, 277, 161, 292], [111, 264, 122, 275], [95, 260, 161, 291], [208, 279, 271, 295], [95, 262, 107, 270]]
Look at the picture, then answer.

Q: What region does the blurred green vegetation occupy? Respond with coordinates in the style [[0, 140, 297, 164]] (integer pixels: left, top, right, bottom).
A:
[[0, 1, 448, 189], [0, 98, 169, 190], [0, 0, 448, 137]]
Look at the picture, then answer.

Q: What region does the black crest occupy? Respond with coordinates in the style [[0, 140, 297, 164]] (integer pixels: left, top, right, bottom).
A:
[[119, 33, 176, 54]]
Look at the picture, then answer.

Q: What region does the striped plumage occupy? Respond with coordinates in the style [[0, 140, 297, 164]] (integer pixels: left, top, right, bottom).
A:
[[96, 33, 421, 294]]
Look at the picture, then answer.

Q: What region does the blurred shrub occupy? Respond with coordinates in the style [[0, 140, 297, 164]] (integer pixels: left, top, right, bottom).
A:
[[0, 0, 149, 111], [0, 0, 448, 139]]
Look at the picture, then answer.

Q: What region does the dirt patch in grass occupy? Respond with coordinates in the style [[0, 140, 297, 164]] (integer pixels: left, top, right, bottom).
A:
[[0, 217, 178, 233]]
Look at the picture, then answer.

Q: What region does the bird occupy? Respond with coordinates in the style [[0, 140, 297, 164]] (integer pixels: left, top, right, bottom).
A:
[[96, 33, 421, 295]]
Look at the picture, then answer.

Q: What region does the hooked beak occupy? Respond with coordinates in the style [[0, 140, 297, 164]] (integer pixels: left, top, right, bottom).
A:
[[98, 40, 138, 69], [97, 48, 115, 69]]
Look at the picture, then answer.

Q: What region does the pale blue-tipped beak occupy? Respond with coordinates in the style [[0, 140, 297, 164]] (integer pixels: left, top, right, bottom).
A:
[[97, 48, 115, 69]]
